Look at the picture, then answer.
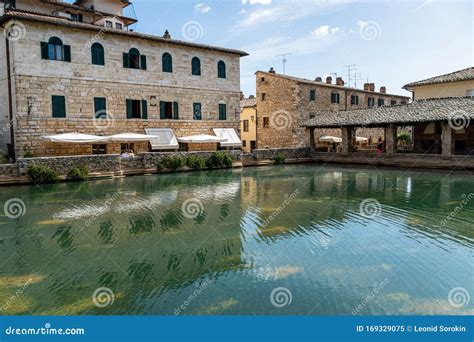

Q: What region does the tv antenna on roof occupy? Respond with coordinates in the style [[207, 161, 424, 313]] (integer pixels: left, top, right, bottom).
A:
[[275, 53, 292, 75]]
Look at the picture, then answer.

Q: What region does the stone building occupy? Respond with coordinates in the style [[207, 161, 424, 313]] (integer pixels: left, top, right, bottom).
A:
[[239, 96, 257, 152], [0, 0, 247, 158], [254, 68, 410, 149]]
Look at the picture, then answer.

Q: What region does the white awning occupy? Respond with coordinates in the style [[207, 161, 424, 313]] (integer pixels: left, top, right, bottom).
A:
[[319, 136, 342, 143], [42, 133, 108, 143], [356, 137, 368, 142], [212, 128, 242, 148], [178, 134, 226, 144], [108, 133, 157, 142], [145, 128, 179, 150]]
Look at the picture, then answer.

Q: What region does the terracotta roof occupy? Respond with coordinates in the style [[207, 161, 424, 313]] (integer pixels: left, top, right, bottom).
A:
[[302, 97, 474, 128], [240, 98, 257, 108], [74, 0, 131, 8], [0, 9, 249, 57], [256, 71, 410, 99], [403, 67, 474, 90]]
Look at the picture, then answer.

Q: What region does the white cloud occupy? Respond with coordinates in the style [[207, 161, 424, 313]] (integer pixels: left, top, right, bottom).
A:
[[194, 2, 211, 13], [242, 0, 272, 5], [311, 25, 341, 37]]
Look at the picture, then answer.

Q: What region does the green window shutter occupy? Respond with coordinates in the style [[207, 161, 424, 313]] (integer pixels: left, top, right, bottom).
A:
[[163, 53, 173, 73], [52, 96, 66, 118], [140, 55, 147, 70], [94, 97, 106, 118], [160, 101, 166, 119], [219, 104, 226, 120], [41, 42, 49, 59], [173, 102, 179, 120], [126, 99, 133, 119], [141, 100, 148, 119], [123, 53, 129, 68], [63, 45, 71, 62], [193, 103, 202, 120]]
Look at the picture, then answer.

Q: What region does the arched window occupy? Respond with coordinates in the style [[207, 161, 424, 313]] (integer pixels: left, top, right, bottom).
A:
[[128, 48, 140, 69], [162, 53, 173, 73], [91, 42, 105, 66], [191, 57, 201, 76], [217, 60, 226, 79], [41, 37, 70, 62]]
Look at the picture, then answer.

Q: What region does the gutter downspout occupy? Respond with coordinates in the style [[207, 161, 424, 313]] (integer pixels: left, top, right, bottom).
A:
[[5, 35, 16, 161]]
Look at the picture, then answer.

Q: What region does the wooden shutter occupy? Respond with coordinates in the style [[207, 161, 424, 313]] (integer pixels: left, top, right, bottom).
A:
[[219, 104, 226, 120], [160, 101, 166, 119], [123, 53, 129, 68], [173, 102, 179, 120], [140, 55, 147, 70], [126, 99, 133, 119], [52, 96, 66, 118], [94, 97, 106, 118], [141, 100, 148, 119], [63, 45, 71, 62], [41, 42, 49, 60]]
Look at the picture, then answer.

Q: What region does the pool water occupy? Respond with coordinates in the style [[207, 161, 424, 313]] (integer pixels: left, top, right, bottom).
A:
[[0, 165, 473, 315]]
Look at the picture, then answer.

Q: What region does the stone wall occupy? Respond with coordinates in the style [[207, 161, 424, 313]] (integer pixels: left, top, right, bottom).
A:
[[0, 163, 18, 177], [242, 148, 309, 162], [142, 150, 242, 168]]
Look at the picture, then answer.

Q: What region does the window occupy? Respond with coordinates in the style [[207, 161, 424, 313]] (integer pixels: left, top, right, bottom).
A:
[[160, 101, 179, 119], [94, 97, 107, 118], [466, 89, 474, 97], [116, 23, 123, 30], [92, 144, 107, 155], [126, 99, 148, 119], [263, 117, 270, 128], [243, 120, 249, 132], [351, 94, 359, 105], [391, 99, 397, 106], [242, 140, 247, 148], [162, 53, 173, 73], [51, 95, 66, 118], [193, 103, 202, 120], [261, 93, 266, 101], [121, 143, 134, 153], [91, 42, 105, 66], [378, 98, 385, 107], [123, 48, 146, 70], [331, 92, 340, 104], [261, 77, 265, 82], [219, 103, 227, 120], [217, 60, 226, 79], [310, 90, 316, 102], [191, 57, 201, 76], [71, 13, 83, 22], [368, 97, 375, 107], [41, 37, 71, 62], [401, 101, 407, 105]]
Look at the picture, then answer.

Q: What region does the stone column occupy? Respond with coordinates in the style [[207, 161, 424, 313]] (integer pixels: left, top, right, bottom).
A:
[[385, 125, 397, 157], [441, 121, 454, 158], [308, 128, 316, 151], [341, 127, 354, 156]]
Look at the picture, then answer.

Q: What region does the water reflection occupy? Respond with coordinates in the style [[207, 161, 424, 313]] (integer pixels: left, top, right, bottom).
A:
[[0, 166, 472, 315]]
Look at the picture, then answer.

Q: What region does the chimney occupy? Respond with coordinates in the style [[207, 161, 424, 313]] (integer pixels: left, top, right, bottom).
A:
[[326, 76, 332, 84], [269, 67, 276, 74], [240, 91, 244, 101], [364, 83, 375, 91], [380, 86, 386, 94], [163, 30, 171, 39], [315, 76, 322, 82], [336, 77, 345, 86]]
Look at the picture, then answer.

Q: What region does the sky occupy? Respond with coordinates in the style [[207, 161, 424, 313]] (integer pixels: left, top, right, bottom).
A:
[[80, 0, 472, 97]]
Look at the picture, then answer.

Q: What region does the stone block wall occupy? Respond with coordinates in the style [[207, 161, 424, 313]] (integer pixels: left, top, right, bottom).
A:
[[242, 148, 309, 162]]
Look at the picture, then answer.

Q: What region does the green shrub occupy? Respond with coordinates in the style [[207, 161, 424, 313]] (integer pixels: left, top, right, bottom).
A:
[[186, 156, 207, 170], [161, 156, 185, 170], [0, 151, 9, 164], [27, 164, 58, 183], [156, 162, 165, 172], [67, 165, 89, 180], [23, 146, 34, 158], [397, 132, 412, 145], [206, 151, 234, 168], [273, 153, 286, 165]]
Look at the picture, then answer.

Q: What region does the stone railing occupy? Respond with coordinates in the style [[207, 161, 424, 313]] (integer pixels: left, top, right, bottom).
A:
[[0, 163, 19, 177]]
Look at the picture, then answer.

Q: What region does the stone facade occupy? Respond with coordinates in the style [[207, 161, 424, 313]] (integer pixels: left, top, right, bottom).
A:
[[1, 8, 245, 158], [255, 71, 411, 149]]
